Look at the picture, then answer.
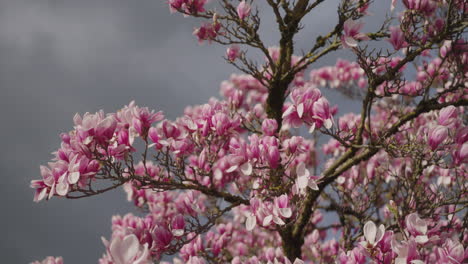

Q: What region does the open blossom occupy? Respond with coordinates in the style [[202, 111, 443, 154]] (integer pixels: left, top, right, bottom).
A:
[[107, 234, 151, 264], [236, 1, 251, 20], [341, 19, 369, 48], [434, 239, 465, 263], [405, 213, 429, 244], [282, 86, 333, 130], [391, 237, 423, 264], [193, 18, 221, 43], [361, 221, 385, 247]]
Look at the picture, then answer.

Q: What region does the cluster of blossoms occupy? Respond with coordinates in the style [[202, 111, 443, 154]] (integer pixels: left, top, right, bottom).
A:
[[308, 59, 367, 91], [168, 0, 206, 15], [30, 102, 163, 202], [32, 0, 466, 263], [338, 212, 466, 264]]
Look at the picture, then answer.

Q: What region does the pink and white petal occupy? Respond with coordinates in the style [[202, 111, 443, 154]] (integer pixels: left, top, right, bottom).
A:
[[172, 229, 184, 237], [48, 183, 56, 199], [297, 175, 309, 190], [240, 162, 253, 176], [272, 215, 285, 225], [263, 215, 273, 226], [297, 103, 304, 118], [55, 181, 69, 196], [279, 208, 292, 218], [110, 234, 140, 264], [282, 105, 295, 118], [414, 235, 429, 244], [246, 214, 257, 231], [34, 188, 48, 202], [375, 224, 386, 243], [344, 36, 359, 47], [324, 118, 333, 129], [226, 165, 238, 173], [308, 123, 316, 134], [308, 179, 319, 191], [296, 163, 310, 178], [133, 244, 151, 264], [363, 221, 377, 245], [68, 171, 80, 184]]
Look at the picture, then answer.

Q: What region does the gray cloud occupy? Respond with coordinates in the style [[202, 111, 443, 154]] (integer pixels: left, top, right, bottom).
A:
[[0, 0, 389, 262]]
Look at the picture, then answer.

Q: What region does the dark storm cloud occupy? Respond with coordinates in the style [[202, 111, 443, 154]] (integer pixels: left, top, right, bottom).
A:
[[0, 0, 389, 262]]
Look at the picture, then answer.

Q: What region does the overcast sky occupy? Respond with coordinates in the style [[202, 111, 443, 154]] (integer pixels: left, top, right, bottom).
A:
[[0, 0, 390, 262]]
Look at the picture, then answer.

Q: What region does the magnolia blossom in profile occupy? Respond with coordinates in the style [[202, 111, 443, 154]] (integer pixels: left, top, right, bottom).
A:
[[388, 26, 407, 50], [428, 125, 448, 150], [341, 19, 369, 48], [438, 105, 457, 126], [236, 1, 251, 20], [226, 45, 240, 61]]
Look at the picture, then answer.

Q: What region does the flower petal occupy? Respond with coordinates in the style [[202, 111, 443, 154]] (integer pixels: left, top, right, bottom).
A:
[[246, 214, 257, 231], [363, 221, 377, 245]]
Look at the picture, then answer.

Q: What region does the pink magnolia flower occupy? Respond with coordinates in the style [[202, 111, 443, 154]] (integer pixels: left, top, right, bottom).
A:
[[391, 237, 422, 264], [236, 1, 251, 20], [274, 194, 292, 218], [108, 234, 151, 264], [434, 239, 465, 264], [341, 19, 369, 48], [171, 214, 186, 237], [438, 105, 457, 126], [132, 105, 163, 136], [296, 162, 319, 194], [168, 0, 207, 14], [226, 45, 240, 61], [388, 26, 407, 50], [405, 213, 429, 244], [402, 0, 437, 15], [262, 119, 278, 136], [361, 220, 385, 248], [154, 227, 174, 250], [193, 20, 221, 44], [428, 125, 448, 150], [266, 144, 280, 168], [440, 40, 452, 58], [453, 142, 468, 165]]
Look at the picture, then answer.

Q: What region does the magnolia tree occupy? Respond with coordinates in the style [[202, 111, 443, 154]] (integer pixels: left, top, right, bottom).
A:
[[31, 0, 467, 263]]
